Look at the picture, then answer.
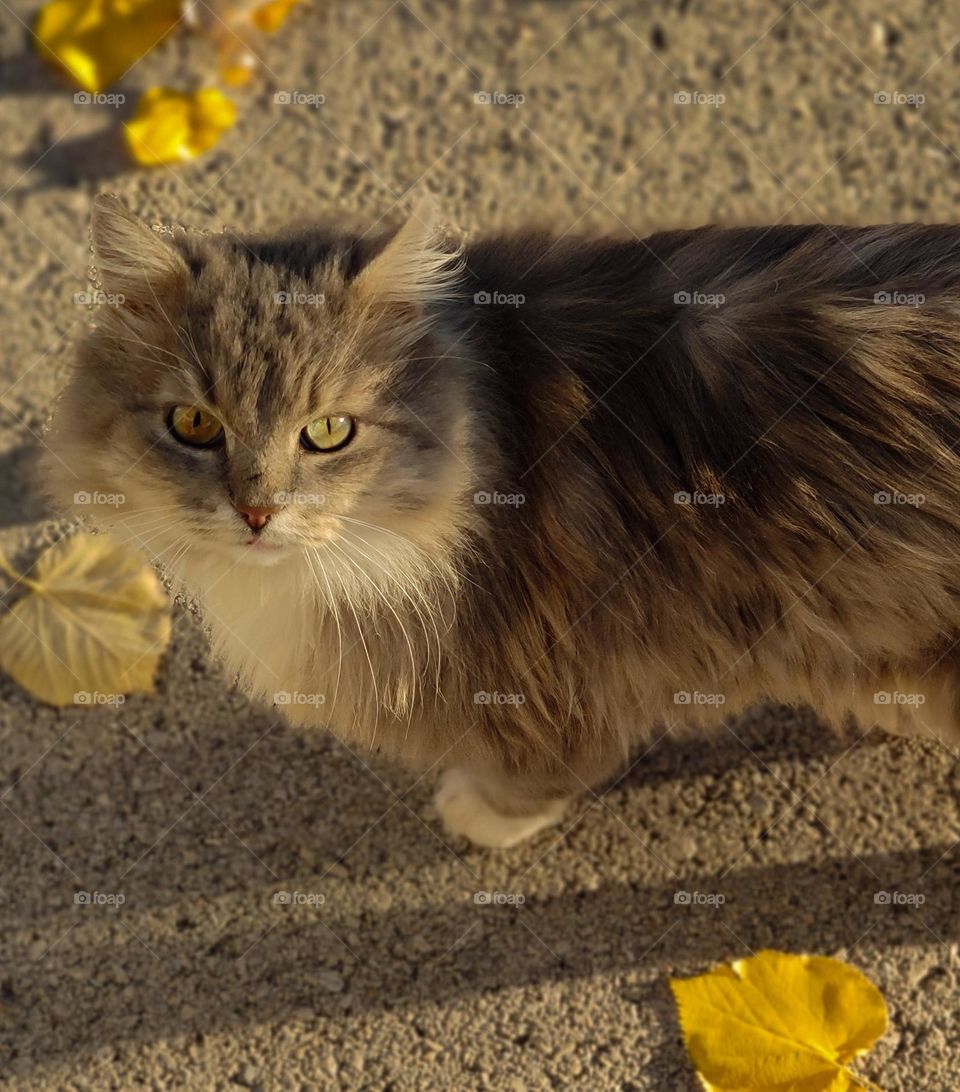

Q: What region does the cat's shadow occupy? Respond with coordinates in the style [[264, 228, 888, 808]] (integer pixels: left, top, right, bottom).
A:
[[0, 607, 954, 1084], [1, 51, 139, 190], [0, 441, 57, 530]]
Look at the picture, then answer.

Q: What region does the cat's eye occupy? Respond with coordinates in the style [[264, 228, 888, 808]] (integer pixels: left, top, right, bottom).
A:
[[301, 415, 355, 452], [168, 405, 224, 447]]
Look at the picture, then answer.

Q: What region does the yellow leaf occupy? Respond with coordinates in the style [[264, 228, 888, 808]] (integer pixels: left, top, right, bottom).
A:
[[125, 87, 237, 165], [251, 0, 300, 33], [0, 534, 171, 707], [35, 0, 181, 94], [670, 950, 887, 1092], [221, 57, 256, 86]]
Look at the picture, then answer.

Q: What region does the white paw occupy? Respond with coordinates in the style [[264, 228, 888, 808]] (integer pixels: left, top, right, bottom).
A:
[[434, 769, 567, 849]]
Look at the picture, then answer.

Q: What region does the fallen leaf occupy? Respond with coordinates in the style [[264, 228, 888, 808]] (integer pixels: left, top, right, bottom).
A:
[[670, 950, 887, 1091], [251, 0, 301, 33], [125, 86, 237, 164], [0, 533, 171, 707], [35, 0, 181, 94]]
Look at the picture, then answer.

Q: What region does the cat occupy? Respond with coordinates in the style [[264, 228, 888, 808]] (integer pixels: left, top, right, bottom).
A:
[[44, 193, 960, 848]]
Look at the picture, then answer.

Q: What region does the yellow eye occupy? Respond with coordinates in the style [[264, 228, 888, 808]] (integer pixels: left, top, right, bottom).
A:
[[168, 405, 224, 446], [301, 415, 355, 452]]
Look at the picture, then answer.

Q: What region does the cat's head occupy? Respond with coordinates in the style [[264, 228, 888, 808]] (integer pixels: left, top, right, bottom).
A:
[[45, 195, 481, 598]]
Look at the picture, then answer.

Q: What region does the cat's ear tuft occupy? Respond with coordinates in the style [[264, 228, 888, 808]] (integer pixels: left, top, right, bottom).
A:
[[90, 194, 188, 308], [353, 196, 462, 309]]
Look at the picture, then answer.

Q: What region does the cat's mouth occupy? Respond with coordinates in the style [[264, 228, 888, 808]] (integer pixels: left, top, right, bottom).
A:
[[245, 537, 285, 552]]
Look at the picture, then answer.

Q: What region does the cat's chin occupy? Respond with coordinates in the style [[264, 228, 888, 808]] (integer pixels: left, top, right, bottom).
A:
[[211, 539, 297, 567]]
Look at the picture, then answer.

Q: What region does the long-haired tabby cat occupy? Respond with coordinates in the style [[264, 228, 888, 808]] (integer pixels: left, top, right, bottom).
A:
[[44, 193, 960, 847]]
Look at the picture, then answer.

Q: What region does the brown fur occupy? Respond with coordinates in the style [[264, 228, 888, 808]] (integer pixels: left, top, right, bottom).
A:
[[43, 198, 960, 844]]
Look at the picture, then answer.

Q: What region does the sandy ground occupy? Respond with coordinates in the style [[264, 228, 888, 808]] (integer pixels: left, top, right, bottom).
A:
[[2, 0, 960, 1088]]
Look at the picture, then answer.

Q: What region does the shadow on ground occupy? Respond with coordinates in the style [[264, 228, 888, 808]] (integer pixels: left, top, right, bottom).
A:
[[1, 626, 954, 1080]]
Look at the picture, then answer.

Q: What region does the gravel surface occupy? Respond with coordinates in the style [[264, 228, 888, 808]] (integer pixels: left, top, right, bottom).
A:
[[2, 1, 960, 1088]]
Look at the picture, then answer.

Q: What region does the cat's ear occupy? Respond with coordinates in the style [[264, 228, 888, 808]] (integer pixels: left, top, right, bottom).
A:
[[353, 197, 462, 309], [90, 194, 188, 309]]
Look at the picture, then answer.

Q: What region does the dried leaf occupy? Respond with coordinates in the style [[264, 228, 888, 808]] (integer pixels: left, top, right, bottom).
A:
[[35, 0, 181, 94], [251, 0, 300, 33], [0, 533, 171, 707], [670, 950, 887, 1091], [125, 86, 237, 165]]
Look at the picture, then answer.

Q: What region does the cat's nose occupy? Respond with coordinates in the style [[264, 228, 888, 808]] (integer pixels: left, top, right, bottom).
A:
[[233, 503, 282, 532]]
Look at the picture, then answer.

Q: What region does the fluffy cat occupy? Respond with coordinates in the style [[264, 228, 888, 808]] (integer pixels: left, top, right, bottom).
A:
[[44, 194, 960, 847]]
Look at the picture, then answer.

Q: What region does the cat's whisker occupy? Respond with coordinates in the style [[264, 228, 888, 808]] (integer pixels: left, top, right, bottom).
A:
[[333, 513, 461, 624], [304, 548, 345, 721], [325, 536, 420, 725], [321, 539, 389, 743], [332, 532, 424, 704], [100, 332, 189, 368], [337, 525, 445, 704]]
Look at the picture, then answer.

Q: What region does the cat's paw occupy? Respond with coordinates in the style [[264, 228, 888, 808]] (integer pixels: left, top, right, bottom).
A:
[[434, 768, 567, 849]]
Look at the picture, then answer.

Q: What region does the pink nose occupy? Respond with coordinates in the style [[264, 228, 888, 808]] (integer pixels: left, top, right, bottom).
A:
[[233, 504, 281, 531]]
